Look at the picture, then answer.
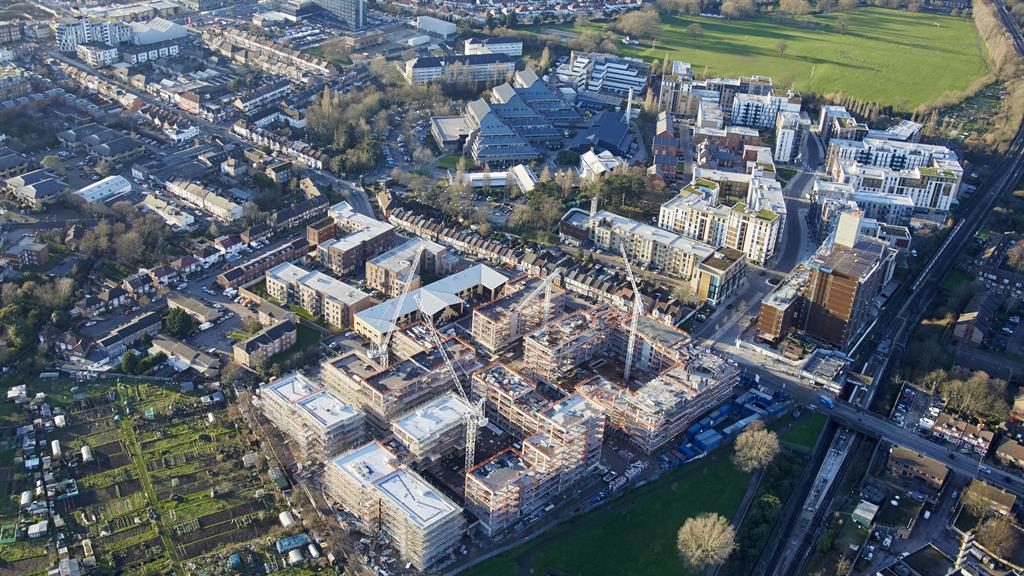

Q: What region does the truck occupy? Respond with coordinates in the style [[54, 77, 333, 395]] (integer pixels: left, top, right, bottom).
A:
[[818, 394, 835, 409]]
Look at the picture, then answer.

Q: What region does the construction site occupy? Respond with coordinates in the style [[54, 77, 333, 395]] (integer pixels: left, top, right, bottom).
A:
[[255, 261, 747, 573]]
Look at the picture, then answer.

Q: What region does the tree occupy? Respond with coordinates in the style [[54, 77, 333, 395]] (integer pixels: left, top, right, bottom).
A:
[[538, 45, 553, 71], [687, 23, 705, 40], [164, 308, 195, 338], [837, 13, 850, 33], [1008, 240, 1024, 272], [121, 352, 140, 374], [506, 11, 517, 27], [611, 9, 661, 38], [978, 517, 1019, 557], [818, 0, 836, 12], [916, 368, 948, 395], [838, 0, 859, 10], [780, 0, 813, 14], [733, 425, 781, 473], [961, 483, 991, 519], [939, 371, 1008, 422], [41, 155, 65, 176], [776, 39, 789, 55], [677, 513, 736, 568], [721, 0, 757, 18]]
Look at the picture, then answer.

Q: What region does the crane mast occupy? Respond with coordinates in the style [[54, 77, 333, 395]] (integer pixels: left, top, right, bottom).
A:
[[619, 244, 642, 384], [420, 311, 486, 471], [373, 246, 425, 369]]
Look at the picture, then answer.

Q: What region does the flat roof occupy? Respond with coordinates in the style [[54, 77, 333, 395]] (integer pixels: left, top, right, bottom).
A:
[[393, 393, 472, 445], [470, 449, 528, 490], [543, 393, 601, 429], [331, 441, 397, 489], [266, 372, 319, 405], [374, 469, 462, 529], [297, 390, 362, 430]]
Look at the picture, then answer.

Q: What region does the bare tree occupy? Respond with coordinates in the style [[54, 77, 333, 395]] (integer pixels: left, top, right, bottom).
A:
[[978, 517, 1019, 557], [837, 13, 850, 34], [733, 425, 781, 473], [687, 23, 704, 40], [780, 0, 813, 14], [776, 39, 789, 55], [677, 513, 736, 568]]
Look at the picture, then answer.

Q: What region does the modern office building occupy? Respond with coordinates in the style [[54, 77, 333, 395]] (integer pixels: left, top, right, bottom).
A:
[[560, 51, 650, 98], [261, 372, 365, 461], [313, 0, 365, 29]]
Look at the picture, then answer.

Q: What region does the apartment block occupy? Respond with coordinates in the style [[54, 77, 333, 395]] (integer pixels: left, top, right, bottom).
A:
[[266, 263, 371, 330], [75, 43, 119, 67], [812, 180, 916, 228], [471, 276, 566, 354], [465, 449, 548, 535], [825, 137, 962, 212], [316, 201, 395, 275], [579, 353, 739, 453], [165, 179, 242, 222], [803, 212, 894, 349], [365, 237, 448, 298], [391, 392, 473, 465], [730, 92, 800, 129], [324, 442, 466, 571], [54, 18, 131, 52], [886, 446, 948, 492], [261, 372, 365, 461], [757, 268, 808, 344], [774, 110, 809, 164], [402, 53, 516, 86], [322, 338, 479, 428], [464, 37, 523, 57], [523, 309, 614, 384], [560, 208, 715, 281], [233, 320, 296, 369]]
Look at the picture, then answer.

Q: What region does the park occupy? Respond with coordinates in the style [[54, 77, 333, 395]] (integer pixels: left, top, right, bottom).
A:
[[536, 7, 990, 110]]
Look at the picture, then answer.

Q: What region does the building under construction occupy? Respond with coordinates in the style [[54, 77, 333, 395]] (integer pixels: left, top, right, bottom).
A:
[[579, 350, 740, 453], [260, 372, 366, 461], [466, 363, 606, 534], [471, 276, 566, 354], [324, 441, 466, 571], [522, 307, 615, 384], [391, 392, 473, 467], [321, 337, 479, 429], [609, 315, 691, 379]]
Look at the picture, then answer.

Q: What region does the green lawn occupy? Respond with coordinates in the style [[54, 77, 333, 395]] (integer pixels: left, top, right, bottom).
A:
[[542, 8, 988, 110], [464, 455, 750, 576], [779, 412, 828, 453], [437, 154, 477, 170]]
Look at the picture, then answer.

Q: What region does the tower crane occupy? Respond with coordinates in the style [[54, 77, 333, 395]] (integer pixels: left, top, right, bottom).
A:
[[513, 268, 563, 333], [420, 310, 488, 472], [371, 245, 425, 369], [619, 244, 643, 384]]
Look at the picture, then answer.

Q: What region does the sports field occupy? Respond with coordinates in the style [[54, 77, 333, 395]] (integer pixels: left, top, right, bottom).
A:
[[543, 8, 989, 110], [463, 455, 750, 576]]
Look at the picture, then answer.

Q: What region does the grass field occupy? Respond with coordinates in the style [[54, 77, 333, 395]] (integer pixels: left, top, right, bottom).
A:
[[540, 8, 988, 110], [779, 412, 828, 452], [464, 455, 749, 576]]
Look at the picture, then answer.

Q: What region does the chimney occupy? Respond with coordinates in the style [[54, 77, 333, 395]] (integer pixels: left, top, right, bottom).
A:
[[834, 210, 863, 249]]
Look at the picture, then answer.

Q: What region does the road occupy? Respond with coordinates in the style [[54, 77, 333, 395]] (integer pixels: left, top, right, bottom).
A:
[[48, 51, 376, 217]]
